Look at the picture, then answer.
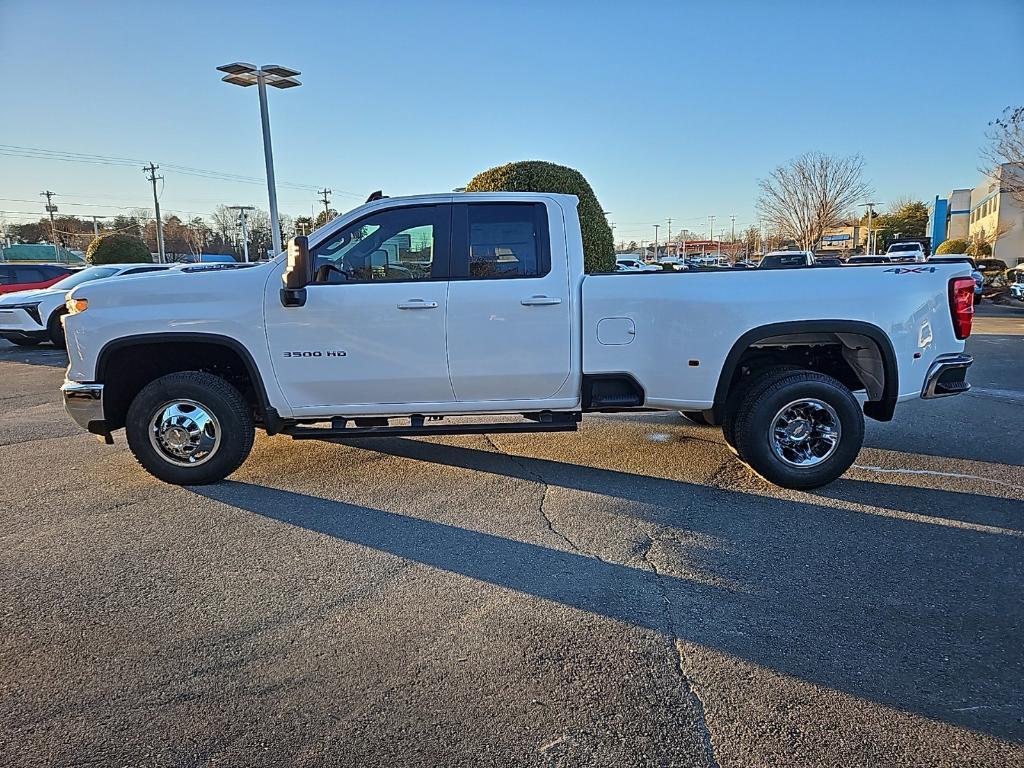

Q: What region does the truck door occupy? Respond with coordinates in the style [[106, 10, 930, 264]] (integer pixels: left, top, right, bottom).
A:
[[445, 201, 572, 402], [265, 204, 454, 412]]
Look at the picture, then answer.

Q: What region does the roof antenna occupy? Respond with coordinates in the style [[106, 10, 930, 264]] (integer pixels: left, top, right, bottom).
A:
[[366, 190, 386, 203]]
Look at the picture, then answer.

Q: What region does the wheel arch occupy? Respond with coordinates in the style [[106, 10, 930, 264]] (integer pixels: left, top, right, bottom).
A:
[[95, 332, 281, 433], [712, 320, 899, 423]]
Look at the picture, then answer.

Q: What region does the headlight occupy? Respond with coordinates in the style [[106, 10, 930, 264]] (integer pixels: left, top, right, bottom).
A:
[[66, 297, 89, 315], [4, 302, 42, 325]]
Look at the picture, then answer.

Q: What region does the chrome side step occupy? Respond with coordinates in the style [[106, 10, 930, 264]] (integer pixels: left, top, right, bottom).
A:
[[282, 413, 580, 440]]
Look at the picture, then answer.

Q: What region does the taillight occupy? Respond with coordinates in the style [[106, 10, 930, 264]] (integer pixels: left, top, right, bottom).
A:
[[949, 277, 975, 340]]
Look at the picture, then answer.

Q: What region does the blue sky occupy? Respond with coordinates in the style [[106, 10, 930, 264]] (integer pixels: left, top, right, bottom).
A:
[[2, 0, 1021, 244]]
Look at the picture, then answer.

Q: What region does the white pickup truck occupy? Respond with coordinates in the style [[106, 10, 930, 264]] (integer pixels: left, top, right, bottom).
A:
[[61, 192, 975, 490]]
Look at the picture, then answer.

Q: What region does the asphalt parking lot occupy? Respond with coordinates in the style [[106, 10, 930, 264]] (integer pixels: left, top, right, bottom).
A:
[[1, 305, 1022, 767]]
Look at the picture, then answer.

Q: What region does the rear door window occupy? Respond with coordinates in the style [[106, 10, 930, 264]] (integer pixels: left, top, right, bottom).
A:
[[451, 203, 550, 279]]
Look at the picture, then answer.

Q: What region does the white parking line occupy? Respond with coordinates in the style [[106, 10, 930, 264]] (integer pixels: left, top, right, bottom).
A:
[[852, 464, 1024, 493], [968, 387, 1024, 402]]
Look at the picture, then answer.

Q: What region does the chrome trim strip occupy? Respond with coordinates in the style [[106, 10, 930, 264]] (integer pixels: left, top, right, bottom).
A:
[[921, 353, 973, 399]]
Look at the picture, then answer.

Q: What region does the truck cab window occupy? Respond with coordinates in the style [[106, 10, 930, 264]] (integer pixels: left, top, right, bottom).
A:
[[311, 206, 447, 283], [464, 203, 549, 278]]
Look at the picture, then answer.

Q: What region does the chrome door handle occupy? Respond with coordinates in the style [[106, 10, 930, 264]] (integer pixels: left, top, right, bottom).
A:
[[521, 296, 562, 306], [397, 300, 438, 310]]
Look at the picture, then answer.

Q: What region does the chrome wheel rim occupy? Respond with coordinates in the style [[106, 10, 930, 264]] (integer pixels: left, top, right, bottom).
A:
[[769, 398, 841, 468], [148, 399, 221, 467]]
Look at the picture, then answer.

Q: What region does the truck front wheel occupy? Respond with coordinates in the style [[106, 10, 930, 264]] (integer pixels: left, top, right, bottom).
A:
[[125, 371, 255, 485], [732, 370, 863, 490]]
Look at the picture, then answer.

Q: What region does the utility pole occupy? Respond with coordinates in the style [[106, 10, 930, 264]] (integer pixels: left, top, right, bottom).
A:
[[228, 205, 256, 262], [708, 215, 716, 246], [91, 216, 101, 238], [653, 223, 660, 261], [318, 188, 332, 224], [40, 191, 60, 261], [143, 163, 165, 263], [861, 202, 879, 255], [666, 217, 673, 256]]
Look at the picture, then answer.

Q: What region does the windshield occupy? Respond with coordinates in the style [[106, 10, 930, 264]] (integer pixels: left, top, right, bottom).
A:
[[888, 243, 919, 252], [49, 266, 121, 291]]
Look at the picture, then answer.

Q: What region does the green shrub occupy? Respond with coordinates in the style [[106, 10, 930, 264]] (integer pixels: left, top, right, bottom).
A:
[[935, 239, 968, 255], [967, 240, 992, 258], [466, 160, 615, 272], [86, 233, 152, 265]]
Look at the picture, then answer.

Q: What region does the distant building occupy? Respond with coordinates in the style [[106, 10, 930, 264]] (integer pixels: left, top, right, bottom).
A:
[[928, 188, 971, 250], [0, 244, 85, 263], [929, 165, 1024, 265], [817, 225, 863, 255], [969, 165, 1024, 265]]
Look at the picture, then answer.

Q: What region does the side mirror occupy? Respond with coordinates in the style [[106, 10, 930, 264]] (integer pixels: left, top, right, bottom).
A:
[[281, 236, 312, 307]]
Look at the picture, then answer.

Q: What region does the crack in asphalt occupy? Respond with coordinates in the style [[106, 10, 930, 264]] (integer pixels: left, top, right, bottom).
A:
[[484, 434, 720, 763], [482, 435, 600, 559], [638, 526, 721, 768]]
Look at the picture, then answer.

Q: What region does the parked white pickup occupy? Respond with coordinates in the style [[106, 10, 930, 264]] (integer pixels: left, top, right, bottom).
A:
[[61, 192, 975, 490]]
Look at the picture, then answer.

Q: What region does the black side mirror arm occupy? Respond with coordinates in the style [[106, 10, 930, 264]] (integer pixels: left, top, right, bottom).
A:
[[280, 287, 307, 307]]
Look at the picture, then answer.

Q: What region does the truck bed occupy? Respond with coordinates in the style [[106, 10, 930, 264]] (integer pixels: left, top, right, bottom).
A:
[[581, 264, 970, 411]]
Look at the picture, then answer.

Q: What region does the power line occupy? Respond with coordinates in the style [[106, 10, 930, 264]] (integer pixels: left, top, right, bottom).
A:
[[0, 143, 363, 198]]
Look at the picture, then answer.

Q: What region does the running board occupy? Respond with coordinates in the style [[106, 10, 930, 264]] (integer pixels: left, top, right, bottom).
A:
[[283, 416, 580, 440]]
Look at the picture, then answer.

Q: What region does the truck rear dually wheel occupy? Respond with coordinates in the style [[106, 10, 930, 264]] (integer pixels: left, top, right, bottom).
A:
[[721, 365, 799, 453], [125, 371, 254, 485], [732, 370, 863, 490]]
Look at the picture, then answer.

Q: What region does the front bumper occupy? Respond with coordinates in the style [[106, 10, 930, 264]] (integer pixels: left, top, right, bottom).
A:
[[61, 380, 110, 439], [0, 306, 44, 332], [921, 353, 973, 399]]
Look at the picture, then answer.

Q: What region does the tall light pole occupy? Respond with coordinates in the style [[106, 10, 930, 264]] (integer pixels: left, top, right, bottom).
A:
[[708, 215, 716, 246], [217, 63, 301, 257], [861, 201, 880, 255], [653, 223, 660, 260]]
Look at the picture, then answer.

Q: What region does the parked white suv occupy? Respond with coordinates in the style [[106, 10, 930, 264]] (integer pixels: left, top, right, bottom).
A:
[[60, 192, 975, 490], [885, 242, 927, 263], [0, 263, 170, 348], [615, 256, 661, 272]]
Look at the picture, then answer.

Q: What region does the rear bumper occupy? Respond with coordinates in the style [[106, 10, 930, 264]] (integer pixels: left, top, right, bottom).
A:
[[61, 380, 109, 437], [921, 353, 973, 399]]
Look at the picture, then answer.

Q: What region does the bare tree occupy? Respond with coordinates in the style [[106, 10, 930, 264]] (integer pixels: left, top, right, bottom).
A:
[[209, 205, 238, 245], [757, 152, 871, 251], [982, 106, 1024, 203]]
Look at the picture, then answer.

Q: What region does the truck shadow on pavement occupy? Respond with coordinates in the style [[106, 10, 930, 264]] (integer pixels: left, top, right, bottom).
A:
[[194, 438, 1024, 743]]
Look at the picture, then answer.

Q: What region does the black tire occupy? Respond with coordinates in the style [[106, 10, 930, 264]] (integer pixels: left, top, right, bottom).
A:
[[125, 371, 255, 485], [721, 365, 799, 453], [678, 410, 711, 426], [732, 370, 863, 490], [6, 337, 41, 347], [47, 310, 67, 349]]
